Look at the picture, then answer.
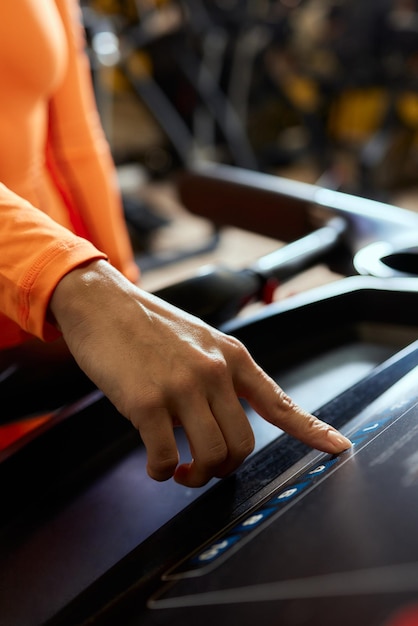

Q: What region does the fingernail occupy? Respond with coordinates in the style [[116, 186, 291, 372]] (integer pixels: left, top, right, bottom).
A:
[[327, 428, 352, 452]]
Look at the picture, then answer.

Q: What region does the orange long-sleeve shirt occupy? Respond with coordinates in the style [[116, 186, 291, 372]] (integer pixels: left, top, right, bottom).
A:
[[0, 0, 139, 349]]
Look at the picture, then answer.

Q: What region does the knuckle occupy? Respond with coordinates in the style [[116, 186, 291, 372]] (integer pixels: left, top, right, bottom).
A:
[[214, 434, 255, 479], [170, 371, 198, 397], [202, 438, 229, 469], [206, 354, 228, 382], [303, 413, 326, 435], [275, 387, 298, 417], [237, 432, 255, 459], [177, 353, 228, 390], [229, 432, 255, 467], [121, 388, 164, 422], [273, 387, 322, 435], [147, 453, 178, 482], [224, 334, 248, 359]]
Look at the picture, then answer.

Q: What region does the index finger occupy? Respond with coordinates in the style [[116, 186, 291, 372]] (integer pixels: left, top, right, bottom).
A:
[[234, 356, 351, 454]]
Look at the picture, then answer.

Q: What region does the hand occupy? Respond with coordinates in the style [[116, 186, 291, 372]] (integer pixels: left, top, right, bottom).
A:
[[49, 260, 351, 487]]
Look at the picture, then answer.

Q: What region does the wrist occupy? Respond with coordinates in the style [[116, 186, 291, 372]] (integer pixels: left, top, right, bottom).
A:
[[49, 259, 121, 333]]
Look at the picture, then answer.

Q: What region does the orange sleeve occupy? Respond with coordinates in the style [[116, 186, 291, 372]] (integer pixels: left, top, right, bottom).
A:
[[0, 183, 108, 344], [46, 0, 139, 283]]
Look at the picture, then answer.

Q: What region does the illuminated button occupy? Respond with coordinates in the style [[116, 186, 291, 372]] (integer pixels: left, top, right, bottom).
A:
[[309, 464, 326, 475], [359, 417, 390, 432], [234, 507, 276, 533], [271, 481, 309, 504], [306, 457, 339, 478], [362, 422, 381, 432], [193, 535, 240, 564], [350, 417, 390, 442]]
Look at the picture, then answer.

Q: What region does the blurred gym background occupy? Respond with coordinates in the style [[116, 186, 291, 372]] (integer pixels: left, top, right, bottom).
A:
[[80, 0, 418, 288]]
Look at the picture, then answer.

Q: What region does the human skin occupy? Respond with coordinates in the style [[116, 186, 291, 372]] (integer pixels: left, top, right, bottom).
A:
[[49, 259, 351, 488]]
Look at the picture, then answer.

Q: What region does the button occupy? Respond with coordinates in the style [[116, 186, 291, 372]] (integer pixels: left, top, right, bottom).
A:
[[234, 507, 276, 533], [350, 416, 391, 441], [271, 481, 310, 504], [306, 457, 339, 477], [192, 535, 240, 564]]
